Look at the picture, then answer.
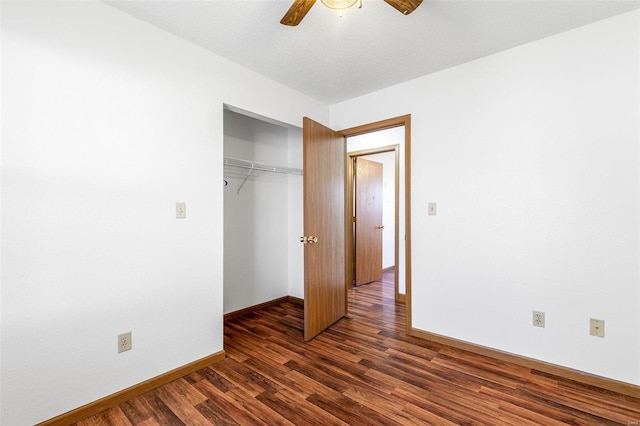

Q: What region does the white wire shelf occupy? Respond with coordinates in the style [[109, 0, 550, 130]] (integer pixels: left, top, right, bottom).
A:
[[223, 157, 302, 194]]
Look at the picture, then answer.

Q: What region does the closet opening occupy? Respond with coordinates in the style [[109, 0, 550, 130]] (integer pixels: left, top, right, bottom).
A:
[[222, 106, 304, 318]]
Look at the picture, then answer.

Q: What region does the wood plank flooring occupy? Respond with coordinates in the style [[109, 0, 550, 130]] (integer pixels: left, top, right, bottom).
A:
[[76, 271, 640, 425]]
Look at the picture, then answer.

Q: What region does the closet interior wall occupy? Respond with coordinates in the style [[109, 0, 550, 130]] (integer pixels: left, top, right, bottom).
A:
[[223, 110, 303, 314]]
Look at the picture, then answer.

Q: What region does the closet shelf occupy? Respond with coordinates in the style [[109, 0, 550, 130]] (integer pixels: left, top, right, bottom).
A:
[[224, 157, 302, 175], [224, 157, 303, 194]]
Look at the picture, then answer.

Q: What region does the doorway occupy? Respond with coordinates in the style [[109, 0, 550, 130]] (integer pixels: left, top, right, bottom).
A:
[[301, 115, 412, 340], [339, 115, 412, 333], [348, 147, 398, 295], [222, 107, 304, 317]]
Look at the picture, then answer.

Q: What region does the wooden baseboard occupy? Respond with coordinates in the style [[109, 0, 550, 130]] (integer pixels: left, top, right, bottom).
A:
[[224, 296, 304, 321], [411, 328, 640, 398], [224, 297, 291, 322], [287, 296, 304, 306], [38, 351, 225, 426]]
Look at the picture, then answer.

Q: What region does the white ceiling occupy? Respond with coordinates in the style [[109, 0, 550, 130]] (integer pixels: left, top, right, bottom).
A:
[[106, 0, 640, 104]]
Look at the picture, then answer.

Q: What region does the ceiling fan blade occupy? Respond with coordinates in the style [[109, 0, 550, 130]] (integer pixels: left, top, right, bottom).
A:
[[383, 0, 422, 15], [280, 0, 317, 26]]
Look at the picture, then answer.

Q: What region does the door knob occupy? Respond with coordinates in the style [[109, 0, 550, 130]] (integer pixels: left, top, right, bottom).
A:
[[300, 236, 319, 244], [377, 225, 385, 229]]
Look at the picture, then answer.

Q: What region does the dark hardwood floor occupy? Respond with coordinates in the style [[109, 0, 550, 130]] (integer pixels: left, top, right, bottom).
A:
[[76, 271, 640, 425]]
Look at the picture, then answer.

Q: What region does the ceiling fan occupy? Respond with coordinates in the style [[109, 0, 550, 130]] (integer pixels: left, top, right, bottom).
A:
[[281, 0, 423, 26]]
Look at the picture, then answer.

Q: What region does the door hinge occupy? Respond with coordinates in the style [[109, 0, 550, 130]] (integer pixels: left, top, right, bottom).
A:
[[353, 216, 356, 223]]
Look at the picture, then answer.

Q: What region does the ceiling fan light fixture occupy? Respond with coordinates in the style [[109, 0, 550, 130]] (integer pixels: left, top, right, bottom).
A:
[[320, 0, 358, 10]]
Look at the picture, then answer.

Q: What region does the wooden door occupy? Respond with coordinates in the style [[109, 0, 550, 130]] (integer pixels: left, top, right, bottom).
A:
[[302, 117, 346, 341], [354, 158, 383, 286]]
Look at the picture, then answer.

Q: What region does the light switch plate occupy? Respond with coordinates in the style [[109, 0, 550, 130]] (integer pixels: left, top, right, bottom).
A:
[[590, 318, 604, 337], [428, 202, 437, 216], [176, 202, 186, 219]]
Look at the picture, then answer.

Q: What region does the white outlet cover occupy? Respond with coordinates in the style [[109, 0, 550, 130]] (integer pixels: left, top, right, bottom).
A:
[[118, 332, 132, 353], [533, 311, 545, 328]]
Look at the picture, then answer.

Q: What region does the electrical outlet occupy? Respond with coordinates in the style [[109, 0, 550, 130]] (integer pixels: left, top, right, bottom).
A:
[[533, 311, 545, 328], [590, 318, 604, 338], [118, 332, 132, 353]]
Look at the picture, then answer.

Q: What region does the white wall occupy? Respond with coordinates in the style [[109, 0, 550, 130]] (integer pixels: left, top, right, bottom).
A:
[[357, 152, 396, 270], [223, 110, 299, 313], [332, 11, 640, 385], [348, 127, 406, 292], [0, 2, 327, 424]]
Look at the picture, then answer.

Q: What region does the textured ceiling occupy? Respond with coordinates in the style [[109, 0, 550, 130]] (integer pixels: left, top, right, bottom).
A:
[[106, 0, 640, 104]]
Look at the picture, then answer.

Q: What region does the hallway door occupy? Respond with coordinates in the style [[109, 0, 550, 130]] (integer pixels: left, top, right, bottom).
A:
[[354, 158, 383, 286]]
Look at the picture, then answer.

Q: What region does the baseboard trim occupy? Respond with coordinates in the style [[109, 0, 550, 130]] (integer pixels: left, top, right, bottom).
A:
[[383, 266, 396, 272], [411, 328, 640, 398], [224, 297, 291, 322], [287, 296, 304, 306], [38, 350, 226, 426], [224, 296, 304, 321]]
